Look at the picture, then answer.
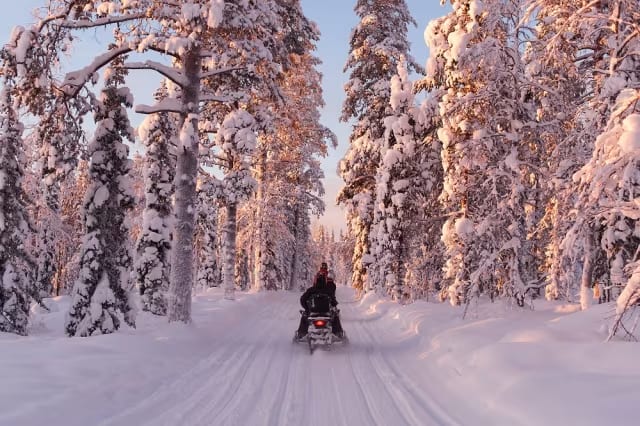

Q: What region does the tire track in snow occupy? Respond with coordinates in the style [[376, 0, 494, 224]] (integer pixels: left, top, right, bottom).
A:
[[357, 315, 460, 426], [346, 316, 419, 426], [156, 294, 297, 426], [272, 340, 310, 426], [101, 302, 277, 426], [181, 298, 294, 425]]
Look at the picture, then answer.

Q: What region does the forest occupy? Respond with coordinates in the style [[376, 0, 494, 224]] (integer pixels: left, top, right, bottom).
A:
[[0, 0, 639, 344]]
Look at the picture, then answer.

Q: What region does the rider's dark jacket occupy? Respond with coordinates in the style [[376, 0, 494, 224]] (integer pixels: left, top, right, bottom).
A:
[[300, 277, 337, 311]]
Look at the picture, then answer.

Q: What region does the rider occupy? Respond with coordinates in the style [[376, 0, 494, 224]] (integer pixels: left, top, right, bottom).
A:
[[313, 262, 329, 286], [296, 263, 344, 338]]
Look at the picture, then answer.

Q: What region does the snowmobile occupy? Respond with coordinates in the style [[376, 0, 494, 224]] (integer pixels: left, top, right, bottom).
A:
[[293, 294, 347, 354]]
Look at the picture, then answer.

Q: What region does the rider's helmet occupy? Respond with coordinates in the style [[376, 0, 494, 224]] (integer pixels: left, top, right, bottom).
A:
[[327, 270, 335, 282], [320, 262, 328, 272]]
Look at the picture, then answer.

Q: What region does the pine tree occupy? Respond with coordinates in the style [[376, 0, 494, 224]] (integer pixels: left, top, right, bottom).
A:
[[566, 1, 640, 316], [214, 110, 258, 300], [0, 48, 33, 335], [522, 0, 590, 302], [30, 0, 272, 323], [65, 59, 136, 336], [369, 57, 421, 299], [426, 0, 535, 305], [196, 180, 222, 289], [135, 85, 176, 316], [339, 0, 421, 292]]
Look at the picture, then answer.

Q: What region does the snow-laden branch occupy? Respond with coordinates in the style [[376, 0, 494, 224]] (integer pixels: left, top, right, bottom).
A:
[[135, 98, 182, 114], [59, 46, 132, 96], [123, 60, 188, 87], [55, 13, 147, 30]]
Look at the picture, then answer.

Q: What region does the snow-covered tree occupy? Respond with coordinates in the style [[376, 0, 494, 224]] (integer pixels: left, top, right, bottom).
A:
[[369, 58, 423, 299], [25, 0, 279, 323], [228, 0, 333, 293], [522, 0, 591, 302], [235, 248, 250, 291], [565, 1, 640, 318], [135, 86, 176, 316], [339, 0, 422, 292], [196, 180, 222, 289], [214, 110, 257, 300], [65, 60, 136, 337], [54, 160, 90, 296], [426, 0, 536, 306], [0, 49, 33, 335]]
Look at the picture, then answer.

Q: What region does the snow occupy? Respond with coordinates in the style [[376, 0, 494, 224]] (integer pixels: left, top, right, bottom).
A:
[[618, 114, 640, 154], [207, 0, 224, 28], [3, 287, 637, 425], [455, 217, 474, 239]]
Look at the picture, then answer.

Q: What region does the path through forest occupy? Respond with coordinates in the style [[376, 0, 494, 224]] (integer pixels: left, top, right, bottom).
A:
[[102, 286, 459, 426], [2, 285, 639, 426]]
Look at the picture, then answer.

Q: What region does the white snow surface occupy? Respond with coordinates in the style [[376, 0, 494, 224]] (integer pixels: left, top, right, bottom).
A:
[[1, 287, 639, 426]]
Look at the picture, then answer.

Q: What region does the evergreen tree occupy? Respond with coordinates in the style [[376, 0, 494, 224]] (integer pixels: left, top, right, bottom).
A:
[[369, 57, 425, 300], [339, 0, 421, 292], [65, 59, 136, 336], [135, 85, 176, 316], [426, 0, 535, 305], [566, 1, 640, 315], [0, 48, 33, 335], [214, 110, 258, 300], [196, 180, 222, 289]]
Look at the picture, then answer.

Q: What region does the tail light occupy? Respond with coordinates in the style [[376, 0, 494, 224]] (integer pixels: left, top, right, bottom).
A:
[[313, 319, 326, 327]]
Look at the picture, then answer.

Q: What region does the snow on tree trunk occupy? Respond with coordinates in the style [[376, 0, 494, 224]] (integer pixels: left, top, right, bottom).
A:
[[168, 48, 201, 323]]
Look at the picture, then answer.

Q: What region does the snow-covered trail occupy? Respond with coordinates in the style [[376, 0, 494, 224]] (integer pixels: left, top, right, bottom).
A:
[[4, 286, 639, 426], [102, 287, 457, 426]]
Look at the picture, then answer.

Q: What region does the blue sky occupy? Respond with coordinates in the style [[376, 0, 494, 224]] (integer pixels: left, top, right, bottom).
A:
[[1, 0, 448, 232]]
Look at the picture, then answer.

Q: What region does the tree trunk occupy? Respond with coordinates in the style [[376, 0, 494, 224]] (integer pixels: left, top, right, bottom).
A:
[[288, 205, 301, 291], [580, 229, 594, 310], [168, 48, 200, 323], [252, 151, 266, 291], [223, 202, 238, 300]]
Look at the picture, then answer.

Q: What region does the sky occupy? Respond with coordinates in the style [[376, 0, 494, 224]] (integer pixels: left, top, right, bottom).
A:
[[0, 0, 448, 233]]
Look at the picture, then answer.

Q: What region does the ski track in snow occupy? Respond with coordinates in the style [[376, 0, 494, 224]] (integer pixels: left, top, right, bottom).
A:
[[102, 288, 452, 426]]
